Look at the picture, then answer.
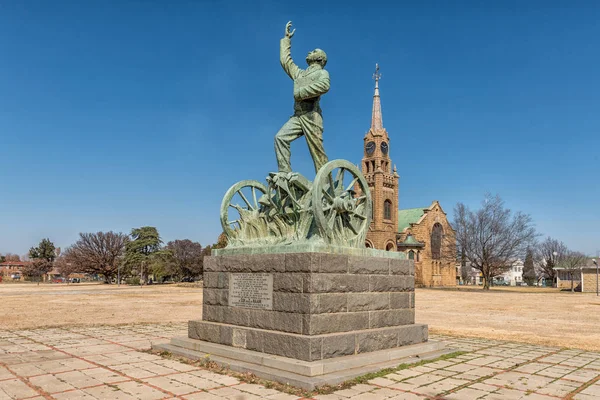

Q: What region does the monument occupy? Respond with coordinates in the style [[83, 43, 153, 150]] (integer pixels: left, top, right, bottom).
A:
[[155, 22, 446, 389]]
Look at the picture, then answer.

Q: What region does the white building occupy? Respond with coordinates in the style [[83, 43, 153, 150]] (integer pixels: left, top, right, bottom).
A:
[[495, 259, 524, 286], [458, 260, 524, 286]]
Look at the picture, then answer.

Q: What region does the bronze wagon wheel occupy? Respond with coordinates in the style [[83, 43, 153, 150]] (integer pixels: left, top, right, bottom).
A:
[[220, 180, 268, 239], [311, 160, 372, 247]]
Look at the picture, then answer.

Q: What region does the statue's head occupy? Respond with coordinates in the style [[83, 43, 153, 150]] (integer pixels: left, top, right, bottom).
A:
[[306, 48, 327, 68]]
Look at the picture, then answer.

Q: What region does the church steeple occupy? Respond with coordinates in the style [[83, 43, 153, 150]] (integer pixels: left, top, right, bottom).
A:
[[360, 63, 399, 251], [371, 63, 383, 131]]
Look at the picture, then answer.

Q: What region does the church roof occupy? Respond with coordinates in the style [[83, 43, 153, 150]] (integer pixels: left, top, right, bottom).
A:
[[397, 233, 425, 247], [397, 207, 427, 232]]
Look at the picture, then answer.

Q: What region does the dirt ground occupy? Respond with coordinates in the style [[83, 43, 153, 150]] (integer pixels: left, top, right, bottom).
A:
[[417, 287, 600, 351], [0, 282, 203, 330], [1, 283, 599, 351]]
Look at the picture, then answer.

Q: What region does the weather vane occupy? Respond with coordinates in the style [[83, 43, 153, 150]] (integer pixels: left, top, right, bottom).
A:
[[373, 63, 381, 83]]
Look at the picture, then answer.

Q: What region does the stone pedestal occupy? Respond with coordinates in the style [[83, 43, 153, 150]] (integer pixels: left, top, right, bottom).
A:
[[154, 245, 446, 389]]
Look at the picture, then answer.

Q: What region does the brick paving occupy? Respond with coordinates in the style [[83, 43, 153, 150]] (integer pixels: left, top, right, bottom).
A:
[[1, 324, 599, 399]]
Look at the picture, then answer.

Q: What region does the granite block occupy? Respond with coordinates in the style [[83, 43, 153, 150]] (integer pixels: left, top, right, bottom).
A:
[[369, 275, 413, 292], [398, 324, 428, 346], [308, 312, 369, 335], [369, 310, 394, 328], [222, 306, 250, 326], [357, 329, 398, 353], [317, 293, 347, 313], [369, 310, 411, 328], [203, 288, 228, 306], [285, 252, 318, 273], [318, 253, 348, 273], [322, 333, 356, 359], [219, 325, 233, 346], [202, 304, 223, 322], [390, 259, 413, 275], [310, 274, 369, 293], [188, 320, 220, 342], [347, 293, 389, 311], [272, 293, 312, 313], [247, 309, 303, 334], [348, 256, 390, 274], [203, 256, 219, 272], [390, 292, 411, 309], [246, 329, 263, 352], [310, 337, 323, 361], [204, 272, 229, 289], [273, 273, 306, 293], [261, 331, 313, 361]]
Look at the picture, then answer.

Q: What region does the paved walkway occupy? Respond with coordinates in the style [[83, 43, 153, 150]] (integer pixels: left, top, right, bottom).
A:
[[0, 324, 599, 400]]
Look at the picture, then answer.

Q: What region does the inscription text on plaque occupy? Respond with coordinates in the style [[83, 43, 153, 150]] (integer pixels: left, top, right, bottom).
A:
[[229, 273, 273, 310]]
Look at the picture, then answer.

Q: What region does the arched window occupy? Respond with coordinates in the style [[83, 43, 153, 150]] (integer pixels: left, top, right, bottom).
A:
[[386, 242, 395, 251], [365, 241, 372, 248], [416, 251, 420, 262], [431, 223, 443, 260], [408, 250, 415, 260], [384, 200, 392, 220]]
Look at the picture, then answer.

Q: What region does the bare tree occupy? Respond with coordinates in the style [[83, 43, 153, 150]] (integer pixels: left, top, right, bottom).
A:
[[54, 255, 79, 282], [21, 259, 53, 284], [442, 227, 458, 282], [457, 245, 471, 284], [64, 232, 129, 283], [454, 194, 537, 290], [165, 239, 204, 280], [559, 251, 588, 292], [535, 237, 568, 285], [3, 253, 21, 262]]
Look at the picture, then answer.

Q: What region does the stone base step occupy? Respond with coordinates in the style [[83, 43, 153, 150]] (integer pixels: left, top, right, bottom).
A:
[[153, 337, 454, 390]]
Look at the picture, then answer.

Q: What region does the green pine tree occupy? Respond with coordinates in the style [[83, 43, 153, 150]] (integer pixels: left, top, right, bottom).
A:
[[523, 247, 536, 286], [124, 227, 164, 285]]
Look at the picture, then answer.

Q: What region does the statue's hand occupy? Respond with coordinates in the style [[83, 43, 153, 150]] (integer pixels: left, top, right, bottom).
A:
[[285, 21, 295, 39]]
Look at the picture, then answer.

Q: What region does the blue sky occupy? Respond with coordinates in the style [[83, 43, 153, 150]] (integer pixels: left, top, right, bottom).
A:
[[1, 1, 598, 256]]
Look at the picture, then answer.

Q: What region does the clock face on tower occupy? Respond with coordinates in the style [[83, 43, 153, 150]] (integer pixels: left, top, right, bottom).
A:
[[366, 141, 376, 155], [381, 142, 389, 155]]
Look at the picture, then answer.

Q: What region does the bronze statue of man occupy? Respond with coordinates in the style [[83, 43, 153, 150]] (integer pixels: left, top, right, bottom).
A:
[[275, 21, 330, 174]]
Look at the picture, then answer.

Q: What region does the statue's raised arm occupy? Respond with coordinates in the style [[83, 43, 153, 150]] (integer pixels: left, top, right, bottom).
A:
[[280, 21, 300, 80]]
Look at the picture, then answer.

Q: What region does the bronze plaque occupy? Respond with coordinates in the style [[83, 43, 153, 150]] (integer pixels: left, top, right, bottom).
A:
[[229, 273, 273, 310]]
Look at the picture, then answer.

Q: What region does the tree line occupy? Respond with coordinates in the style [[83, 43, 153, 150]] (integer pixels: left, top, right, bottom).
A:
[[4, 227, 227, 284], [454, 193, 589, 291], [5, 194, 589, 290]]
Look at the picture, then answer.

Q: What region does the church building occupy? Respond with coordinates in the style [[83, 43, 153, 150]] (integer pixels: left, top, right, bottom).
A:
[[360, 65, 457, 287]]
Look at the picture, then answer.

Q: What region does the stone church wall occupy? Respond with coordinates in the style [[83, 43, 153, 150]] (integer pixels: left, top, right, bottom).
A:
[[398, 205, 456, 287]]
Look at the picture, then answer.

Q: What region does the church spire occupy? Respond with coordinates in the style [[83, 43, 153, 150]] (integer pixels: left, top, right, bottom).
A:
[[371, 63, 383, 131]]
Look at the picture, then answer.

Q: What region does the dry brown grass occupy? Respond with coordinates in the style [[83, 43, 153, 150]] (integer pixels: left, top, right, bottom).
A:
[[417, 287, 600, 351], [0, 282, 202, 330], [2, 282, 599, 352]]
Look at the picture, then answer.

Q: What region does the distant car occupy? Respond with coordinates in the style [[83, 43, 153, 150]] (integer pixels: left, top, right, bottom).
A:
[[70, 278, 80, 283], [181, 277, 195, 283]]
